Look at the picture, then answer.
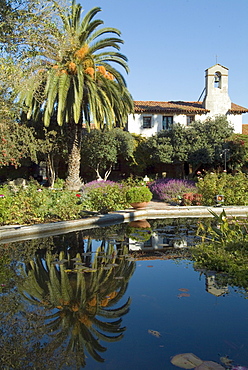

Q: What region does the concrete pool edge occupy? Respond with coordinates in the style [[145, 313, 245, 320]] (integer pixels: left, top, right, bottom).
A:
[[1, 205, 248, 244]]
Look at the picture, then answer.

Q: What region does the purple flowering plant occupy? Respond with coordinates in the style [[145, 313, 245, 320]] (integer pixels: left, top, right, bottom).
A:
[[149, 178, 197, 204]]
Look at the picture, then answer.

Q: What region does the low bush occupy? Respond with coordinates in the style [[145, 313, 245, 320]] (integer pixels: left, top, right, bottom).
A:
[[81, 183, 128, 213], [125, 186, 153, 204], [0, 181, 83, 225], [196, 171, 248, 205], [52, 178, 65, 189], [149, 178, 197, 204], [182, 192, 202, 206]]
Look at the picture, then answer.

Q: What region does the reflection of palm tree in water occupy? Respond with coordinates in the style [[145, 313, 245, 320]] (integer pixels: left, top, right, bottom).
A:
[[20, 240, 135, 368]]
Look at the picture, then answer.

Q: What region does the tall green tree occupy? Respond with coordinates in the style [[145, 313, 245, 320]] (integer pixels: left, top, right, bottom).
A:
[[81, 128, 135, 181], [132, 116, 234, 177], [0, 1, 63, 173], [18, 0, 133, 190], [224, 134, 248, 172], [132, 133, 173, 174], [167, 115, 234, 173], [0, 0, 64, 52]]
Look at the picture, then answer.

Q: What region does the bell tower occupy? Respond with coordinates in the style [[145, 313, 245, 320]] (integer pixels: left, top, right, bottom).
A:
[[203, 64, 231, 115]]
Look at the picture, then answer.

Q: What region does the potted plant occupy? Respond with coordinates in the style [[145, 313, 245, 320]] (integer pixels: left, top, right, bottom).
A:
[[126, 186, 152, 209]]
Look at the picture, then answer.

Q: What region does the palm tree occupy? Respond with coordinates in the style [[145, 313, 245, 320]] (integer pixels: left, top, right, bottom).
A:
[[18, 0, 133, 190]]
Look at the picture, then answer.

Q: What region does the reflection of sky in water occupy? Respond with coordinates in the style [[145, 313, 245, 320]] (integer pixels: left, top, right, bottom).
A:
[[85, 259, 248, 370]]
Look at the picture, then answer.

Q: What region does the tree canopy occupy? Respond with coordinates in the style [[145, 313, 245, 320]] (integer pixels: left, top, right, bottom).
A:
[[132, 116, 235, 176], [81, 128, 135, 181]]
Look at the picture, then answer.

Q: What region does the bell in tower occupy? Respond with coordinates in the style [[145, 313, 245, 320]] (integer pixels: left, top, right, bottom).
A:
[[203, 64, 231, 115], [214, 72, 221, 88]]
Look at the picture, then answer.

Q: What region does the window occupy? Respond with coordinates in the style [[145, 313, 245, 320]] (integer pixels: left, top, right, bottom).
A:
[[162, 116, 173, 130], [143, 116, 152, 128], [186, 116, 195, 125]]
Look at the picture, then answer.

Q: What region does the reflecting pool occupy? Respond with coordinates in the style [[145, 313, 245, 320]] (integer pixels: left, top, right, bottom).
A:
[[0, 218, 248, 369]]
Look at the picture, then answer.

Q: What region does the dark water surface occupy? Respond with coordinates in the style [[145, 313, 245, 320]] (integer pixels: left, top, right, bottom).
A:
[[0, 218, 248, 369]]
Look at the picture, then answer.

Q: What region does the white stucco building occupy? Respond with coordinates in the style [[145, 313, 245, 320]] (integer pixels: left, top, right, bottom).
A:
[[127, 64, 248, 137]]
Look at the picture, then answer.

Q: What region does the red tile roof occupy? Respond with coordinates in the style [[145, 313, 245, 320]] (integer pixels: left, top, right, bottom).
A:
[[134, 101, 248, 115], [229, 103, 248, 114]]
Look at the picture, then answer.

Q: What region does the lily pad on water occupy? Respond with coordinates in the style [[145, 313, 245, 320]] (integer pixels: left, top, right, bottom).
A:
[[148, 329, 161, 338], [171, 353, 203, 368], [194, 361, 225, 369]]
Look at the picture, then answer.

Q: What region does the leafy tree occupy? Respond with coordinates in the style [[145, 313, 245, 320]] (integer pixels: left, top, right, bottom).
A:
[[132, 133, 173, 174], [0, 0, 64, 52], [165, 122, 191, 163], [128, 134, 148, 176], [24, 115, 68, 187], [0, 1, 63, 174], [188, 116, 233, 169], [166, 115, 234, 173], [18, 0, 133, 190], [81, 128, 135, 180], [36, 128, 67, 187], [225, 134, 248, 172], [132, 116, 234, 177], [0, 61, 38, 169], [0, 120, 37, 168]]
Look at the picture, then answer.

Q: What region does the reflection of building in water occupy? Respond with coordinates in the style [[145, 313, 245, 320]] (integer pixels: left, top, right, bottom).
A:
[[204, 271, 228, 297], [128, 233, 188, 251]]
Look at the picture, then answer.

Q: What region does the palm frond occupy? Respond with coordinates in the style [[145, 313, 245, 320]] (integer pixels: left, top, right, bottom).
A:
[[90, 38, 123, 54], [57, 72, 71, 125], [79, 7, 102, 34], [73, 69, 84, 123], [87, 27, 121, 44]]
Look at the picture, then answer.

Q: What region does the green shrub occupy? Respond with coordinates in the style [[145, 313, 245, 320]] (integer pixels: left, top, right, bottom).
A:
[[52, 178, 65, 189], [126, 186, 153, 204], [196, 171, 248, 205], [0, 182, 83, 225], [82, 184, 128, 213]]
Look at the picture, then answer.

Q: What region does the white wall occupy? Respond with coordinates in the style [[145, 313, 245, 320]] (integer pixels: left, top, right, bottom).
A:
[[227, 113, 243, 133], [127, 112, 243, 136]]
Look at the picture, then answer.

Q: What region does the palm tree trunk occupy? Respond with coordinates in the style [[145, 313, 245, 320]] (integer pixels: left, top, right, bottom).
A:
[[65, 122, 83, 191]]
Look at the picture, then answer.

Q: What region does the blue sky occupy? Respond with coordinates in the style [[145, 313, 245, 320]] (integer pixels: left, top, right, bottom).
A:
[[79, 0, 248, 122]]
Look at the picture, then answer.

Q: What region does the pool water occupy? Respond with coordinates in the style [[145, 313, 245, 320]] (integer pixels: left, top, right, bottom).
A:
[[0, 218, 248, 369]]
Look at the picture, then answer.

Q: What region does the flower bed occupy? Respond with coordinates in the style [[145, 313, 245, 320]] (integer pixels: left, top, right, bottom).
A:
[[149, 178, 197, 205]]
